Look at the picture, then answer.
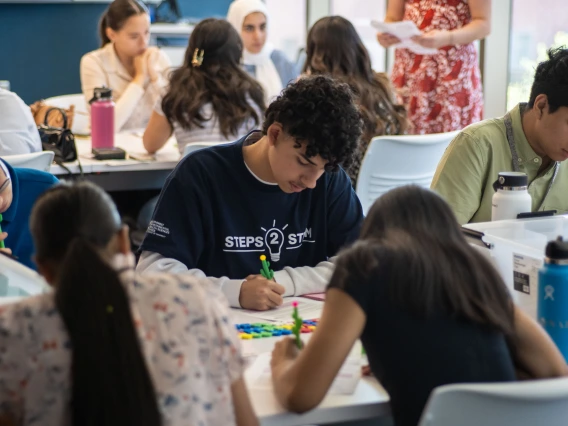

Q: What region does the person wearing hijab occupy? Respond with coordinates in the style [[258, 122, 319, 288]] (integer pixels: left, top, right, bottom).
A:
[[227, 0, 300, 102]]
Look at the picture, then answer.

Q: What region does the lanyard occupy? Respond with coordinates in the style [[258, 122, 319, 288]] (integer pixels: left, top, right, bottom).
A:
[[503, 108, 559, 211]]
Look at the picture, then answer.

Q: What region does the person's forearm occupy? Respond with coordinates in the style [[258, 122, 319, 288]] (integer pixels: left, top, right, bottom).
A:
[[273, 257, 336, 297], [136, 251, 245, 307], [384, 15, 401, 23], [142, 134, 167, 154], [511, 306, 568, 379], [384, 0, 405, 22], [142, 125, 169, 154], [113, 82, 145, 132], [272, 360, 310, 412], [448, 19, 490, 45]]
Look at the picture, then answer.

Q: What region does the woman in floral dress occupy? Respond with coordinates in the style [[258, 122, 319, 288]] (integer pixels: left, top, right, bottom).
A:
[[377, 0, 491, 134]]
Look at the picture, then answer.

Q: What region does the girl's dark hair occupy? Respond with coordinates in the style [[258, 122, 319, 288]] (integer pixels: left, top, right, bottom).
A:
[[162, 18, 266, 138], [99, 0, 148, 47], [304, 16, 409, 143], [30, 181, 161, 426], [332, 185, 515, 335]]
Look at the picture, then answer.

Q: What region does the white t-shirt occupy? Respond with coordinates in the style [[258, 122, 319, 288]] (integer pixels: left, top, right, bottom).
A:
[[0, 88, 42, 155], [0, 268, 244, 426], [80, 43, 171, 132]]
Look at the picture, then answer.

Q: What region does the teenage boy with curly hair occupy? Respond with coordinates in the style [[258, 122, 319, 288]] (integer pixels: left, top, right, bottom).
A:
[[137, 75, 364, 310]]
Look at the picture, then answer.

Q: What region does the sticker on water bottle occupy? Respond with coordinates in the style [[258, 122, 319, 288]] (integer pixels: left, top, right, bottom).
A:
[[513, 253, 542, 295]]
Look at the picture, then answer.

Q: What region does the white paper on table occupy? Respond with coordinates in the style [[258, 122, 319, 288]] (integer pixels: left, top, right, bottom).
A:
[[246, 352, 361, 395], [239, 297, 323, 323], [371, 20, 439, 55]]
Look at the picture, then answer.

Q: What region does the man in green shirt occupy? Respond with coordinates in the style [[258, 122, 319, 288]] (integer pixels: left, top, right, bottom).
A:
[[432, 47, 568, 224]]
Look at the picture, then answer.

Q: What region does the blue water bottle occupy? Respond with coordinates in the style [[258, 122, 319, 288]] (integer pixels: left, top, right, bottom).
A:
[[538, 236, 568, 362]]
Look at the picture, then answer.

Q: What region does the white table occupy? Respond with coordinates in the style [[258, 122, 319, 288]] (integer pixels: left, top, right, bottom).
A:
[[50, 132, 181, 191], [231, 306, 391, 426]]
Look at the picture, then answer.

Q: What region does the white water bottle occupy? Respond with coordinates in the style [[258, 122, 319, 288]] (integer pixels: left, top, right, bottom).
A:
[[491, 172, 532, 221]]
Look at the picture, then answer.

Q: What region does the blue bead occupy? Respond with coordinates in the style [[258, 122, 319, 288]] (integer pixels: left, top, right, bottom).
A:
[[281, 330, 292, 335]]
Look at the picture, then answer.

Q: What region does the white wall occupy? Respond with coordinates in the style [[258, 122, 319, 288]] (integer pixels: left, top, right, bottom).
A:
[[482, 0, 512, 119]]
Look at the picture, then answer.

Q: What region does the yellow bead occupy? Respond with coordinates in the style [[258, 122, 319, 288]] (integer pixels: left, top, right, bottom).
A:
[[240, 334, 253, 340]]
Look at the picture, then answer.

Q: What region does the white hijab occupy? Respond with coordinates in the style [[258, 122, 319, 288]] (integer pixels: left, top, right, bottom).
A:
[[227, 0, 283, 103]]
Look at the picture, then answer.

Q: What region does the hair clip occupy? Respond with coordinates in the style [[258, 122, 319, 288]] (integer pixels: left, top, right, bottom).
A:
[[191, 48, 204, 67]]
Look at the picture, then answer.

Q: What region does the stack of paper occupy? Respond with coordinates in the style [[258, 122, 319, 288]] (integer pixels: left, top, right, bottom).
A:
[[238, 297, 324, 323], [246, 352, 361, 395], [371, 20, 439, 55]]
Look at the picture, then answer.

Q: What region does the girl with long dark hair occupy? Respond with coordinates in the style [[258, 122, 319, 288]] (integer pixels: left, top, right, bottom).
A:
[[143, 18, 265, 155], [304, 16, 409, 186], [271, 185, 567, 426], [0, 181, 258, 426]]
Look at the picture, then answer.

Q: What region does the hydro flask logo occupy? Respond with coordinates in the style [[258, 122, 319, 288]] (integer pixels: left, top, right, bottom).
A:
[[544, 285, 555, 301]]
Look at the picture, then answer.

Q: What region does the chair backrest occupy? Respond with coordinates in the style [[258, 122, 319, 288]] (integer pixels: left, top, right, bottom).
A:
[[182, 141, 232, 157], [44, 94, 89, 136], [355, 131, 459, 214], [419, 377, 568, 426], [3, 151, 55, 172]]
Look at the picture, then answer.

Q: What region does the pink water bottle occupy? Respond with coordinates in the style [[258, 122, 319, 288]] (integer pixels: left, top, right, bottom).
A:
[[90, 87, 115, 150]]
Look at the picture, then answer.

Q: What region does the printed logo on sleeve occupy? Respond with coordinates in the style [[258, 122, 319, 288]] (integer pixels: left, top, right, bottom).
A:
[[147, 221, 170, 238], [223, 219, 315, 262]]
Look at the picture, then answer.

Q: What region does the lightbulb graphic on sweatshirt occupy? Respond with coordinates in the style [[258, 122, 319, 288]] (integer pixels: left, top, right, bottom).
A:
[[261, 220, 288, 262]]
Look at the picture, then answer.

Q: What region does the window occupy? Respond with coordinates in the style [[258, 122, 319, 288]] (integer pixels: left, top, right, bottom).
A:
[[507, 0, 568, 110]]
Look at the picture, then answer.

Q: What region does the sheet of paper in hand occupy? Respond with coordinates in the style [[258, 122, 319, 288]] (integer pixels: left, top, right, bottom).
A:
[[371, 20, 439, 55]]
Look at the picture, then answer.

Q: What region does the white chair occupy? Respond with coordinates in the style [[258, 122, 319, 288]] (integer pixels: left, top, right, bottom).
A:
[[355, 131, 459, 214], [3, 151, 54, 172], [418, 377, 568, 426], [44, 94, 89, 136], [182, 141, 232, 157]]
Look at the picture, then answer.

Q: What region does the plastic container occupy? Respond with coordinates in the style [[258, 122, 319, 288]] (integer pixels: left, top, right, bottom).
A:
[[465, 216, 568, 319], [90, 87, 115, 150]]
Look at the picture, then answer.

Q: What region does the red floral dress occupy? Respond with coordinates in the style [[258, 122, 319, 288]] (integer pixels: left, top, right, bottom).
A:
[[391, 0, 483, 134]]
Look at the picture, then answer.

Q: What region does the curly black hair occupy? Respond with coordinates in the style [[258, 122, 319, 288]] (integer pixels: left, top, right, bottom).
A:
[[262, 75, 363, 171], [529, 47, 568, 113]]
